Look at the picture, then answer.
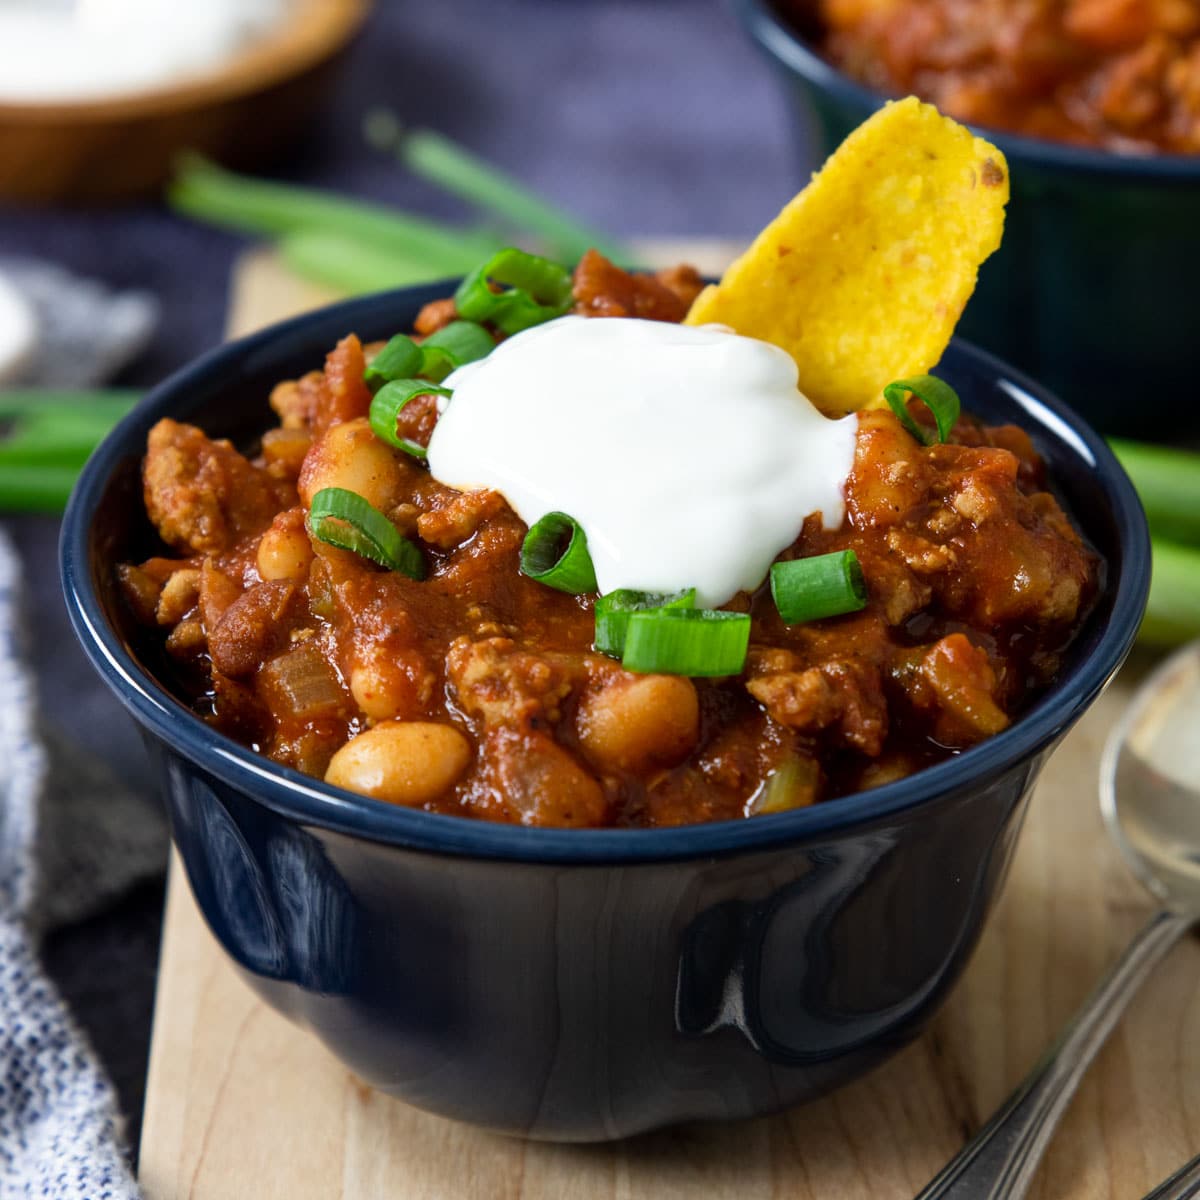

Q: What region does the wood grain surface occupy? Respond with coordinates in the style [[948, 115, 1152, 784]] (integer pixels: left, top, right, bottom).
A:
[[138, 245, 1200, 1199]]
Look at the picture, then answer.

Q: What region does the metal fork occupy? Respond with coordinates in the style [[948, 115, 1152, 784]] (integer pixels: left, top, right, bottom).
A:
[[1141, 1153, 1200, 1200]]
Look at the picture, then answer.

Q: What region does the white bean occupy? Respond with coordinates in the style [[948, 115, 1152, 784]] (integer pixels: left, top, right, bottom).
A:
[[577, 673, 699, 773], [257, 510, 313, 582], [298, 417, 404, 513], [325, 721, 471, 806], [349, 657, 422, 722]]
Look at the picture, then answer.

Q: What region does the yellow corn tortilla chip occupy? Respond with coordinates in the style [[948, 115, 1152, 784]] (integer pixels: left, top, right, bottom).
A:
[[684, 97, 1008, 416]]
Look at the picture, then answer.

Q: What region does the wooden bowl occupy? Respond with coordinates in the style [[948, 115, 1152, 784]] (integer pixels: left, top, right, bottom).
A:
[[0, 0, 370, 205]]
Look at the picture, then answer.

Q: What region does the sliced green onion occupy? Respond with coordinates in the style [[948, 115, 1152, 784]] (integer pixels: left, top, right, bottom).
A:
[[770, 551, 867, 624], [364, 335, 425, 394], [454, 248, 573, 336], [883, 375, 961, 445], [364, 321, 493, 394], [594, 588, 697, 657], [308, 487, 425, 580], [364, 111, 627, 263], [520, 512, 597, 594], [622, 609, 750, 677], [368, 380, 450, 460], [419, 320, 496, 380]]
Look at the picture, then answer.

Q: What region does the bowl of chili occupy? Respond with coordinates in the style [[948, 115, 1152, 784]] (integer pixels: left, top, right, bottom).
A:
[[60, 279, 1148, 1140], [734, 0, 1200, 439]]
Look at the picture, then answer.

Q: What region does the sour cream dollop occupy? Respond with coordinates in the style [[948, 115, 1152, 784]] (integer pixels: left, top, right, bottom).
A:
[[0, 0, 292, 103], [427, 316, 858, 608]]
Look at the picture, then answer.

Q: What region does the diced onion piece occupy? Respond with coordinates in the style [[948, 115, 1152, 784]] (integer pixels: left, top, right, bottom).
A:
[[882, 374, 961, 445], [770, 550, 867, 624], [750, 754, 821, 815], [260, 642, 343, 720], [368, 379, 451, 460], [454, 247, 573, 335], [622, 609, 750, 677], [519, 511, 597, 594], [308, 486, 425, 579], [593, 587, 697, 657]]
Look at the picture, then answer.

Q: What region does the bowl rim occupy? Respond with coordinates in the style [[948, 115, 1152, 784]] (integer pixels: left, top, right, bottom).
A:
[[0, 0, 368, 122], [735, 0, 1200, 180], [60, 283, 1150, 866]]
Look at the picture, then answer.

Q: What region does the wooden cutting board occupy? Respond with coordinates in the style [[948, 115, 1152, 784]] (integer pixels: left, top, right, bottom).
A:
[[138, 244, 1200, 1200]]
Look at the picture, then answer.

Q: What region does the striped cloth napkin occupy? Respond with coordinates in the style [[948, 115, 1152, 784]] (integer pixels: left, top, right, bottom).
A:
[[0, 529, 163, 1195], [0, 257, 164, 1195]]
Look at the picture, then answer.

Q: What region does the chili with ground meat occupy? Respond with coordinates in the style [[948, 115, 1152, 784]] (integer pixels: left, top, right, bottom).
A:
[[794, 0, 1200, 152], [118, 252, 1099, 828]]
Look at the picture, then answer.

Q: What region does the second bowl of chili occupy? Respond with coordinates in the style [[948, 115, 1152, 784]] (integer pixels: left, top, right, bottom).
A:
[[734, 0, 1200, 438]]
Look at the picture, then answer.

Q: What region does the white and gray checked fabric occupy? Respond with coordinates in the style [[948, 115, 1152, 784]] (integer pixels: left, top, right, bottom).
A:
[[0, 529, 162, 1198], [0, 252, 166, 1195]]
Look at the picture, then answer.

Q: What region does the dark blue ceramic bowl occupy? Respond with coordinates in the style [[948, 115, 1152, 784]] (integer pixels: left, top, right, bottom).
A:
[[733, 0, 1200, 439], [61, 284, 1148, 1141]]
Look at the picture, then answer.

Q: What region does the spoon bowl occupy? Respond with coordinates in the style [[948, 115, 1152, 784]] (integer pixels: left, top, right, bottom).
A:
[[1102, 642, 1200, 912]]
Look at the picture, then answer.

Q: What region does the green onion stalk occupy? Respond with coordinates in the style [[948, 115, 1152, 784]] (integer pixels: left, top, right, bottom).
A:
[[1139, 539, 1200, 647], [171, 125, 631, 299], [0, 391, 139, 513], [170, 153, 501, 275], [363, 110, 627, 264], [1107, 439, 1200, 646]]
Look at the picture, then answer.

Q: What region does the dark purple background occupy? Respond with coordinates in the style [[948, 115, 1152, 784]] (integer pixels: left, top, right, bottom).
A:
[[0, 0, 814, 1161]]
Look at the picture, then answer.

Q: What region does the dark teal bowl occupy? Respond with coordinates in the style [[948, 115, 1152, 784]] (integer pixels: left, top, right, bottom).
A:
[[60, 284, 1148, 1140], [733, 0, 1200, 439]]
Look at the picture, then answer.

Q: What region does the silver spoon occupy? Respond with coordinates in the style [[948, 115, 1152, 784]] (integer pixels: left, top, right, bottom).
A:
[[914, 640, 1200, 1200]]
